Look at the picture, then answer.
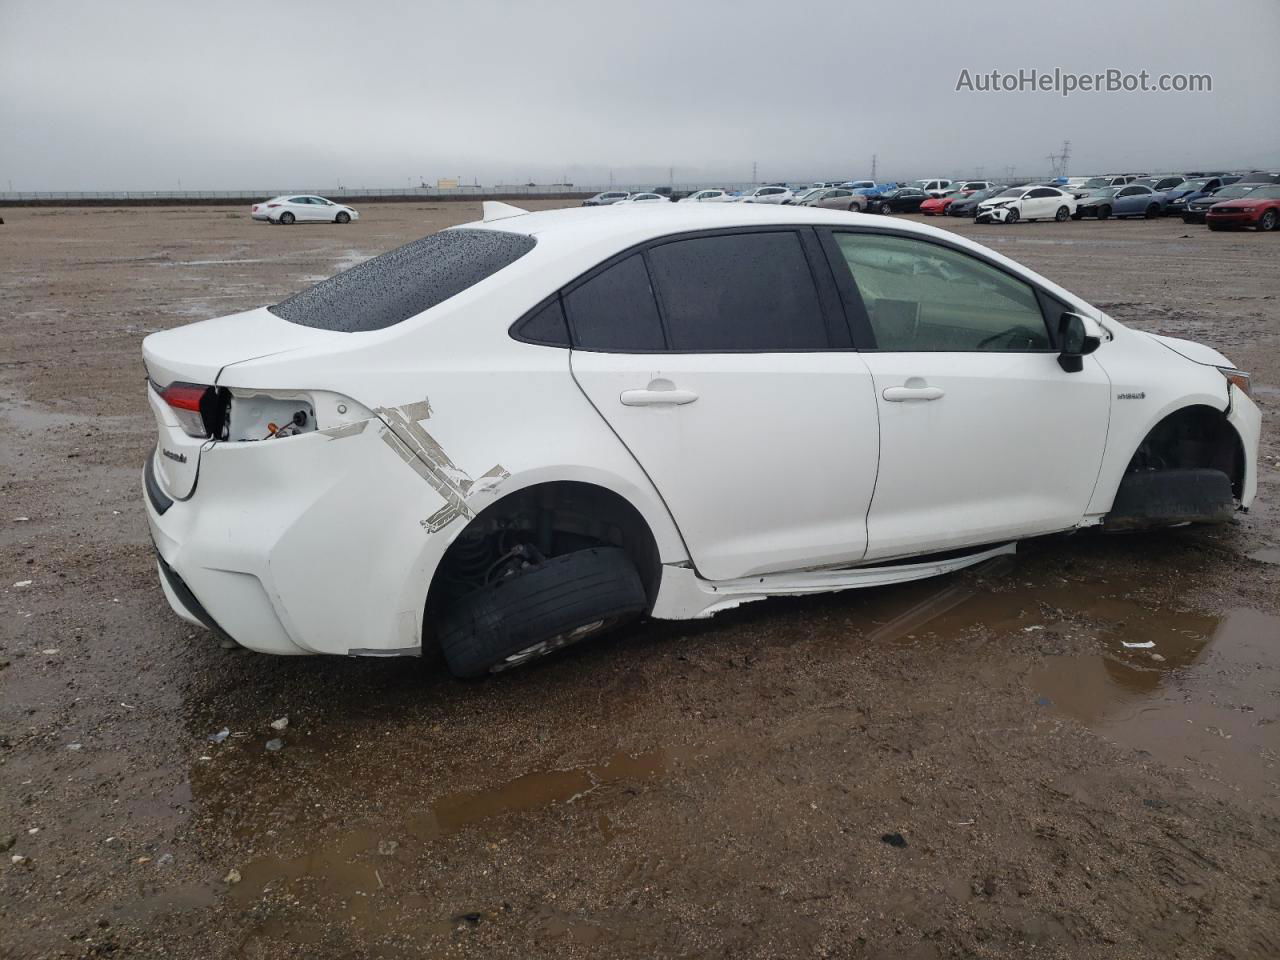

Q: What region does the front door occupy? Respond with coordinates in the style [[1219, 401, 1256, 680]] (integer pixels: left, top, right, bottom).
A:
[[822, 229, 1111, 561], [569, 229, 880, 581]]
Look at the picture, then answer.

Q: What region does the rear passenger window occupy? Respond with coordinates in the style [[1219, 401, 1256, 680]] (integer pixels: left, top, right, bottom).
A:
[[513, 296, 569, 347], [564, 254, 665, 351], [831, 232, 1050, 352], [645, 232, 829, 351]]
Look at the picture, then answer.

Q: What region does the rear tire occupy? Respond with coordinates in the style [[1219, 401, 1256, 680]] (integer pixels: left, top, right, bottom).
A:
[[1055, 206, 1070, 221], [279, 211, 295, 225], [335, 211, 351, 224], [439, 546, 647, 678], [1259, 209, 1278, 232]]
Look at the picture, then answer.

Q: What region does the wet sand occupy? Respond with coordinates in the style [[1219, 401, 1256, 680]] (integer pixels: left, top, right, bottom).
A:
[[2, 203, 1278, 959]]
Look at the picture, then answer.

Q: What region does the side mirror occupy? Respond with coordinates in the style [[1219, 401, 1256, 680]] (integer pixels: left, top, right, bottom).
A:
[[1057, 312, 1100, 372]]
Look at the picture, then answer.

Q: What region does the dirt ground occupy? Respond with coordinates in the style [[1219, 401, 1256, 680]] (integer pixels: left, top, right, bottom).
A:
[[1, 202, 1278, 960]]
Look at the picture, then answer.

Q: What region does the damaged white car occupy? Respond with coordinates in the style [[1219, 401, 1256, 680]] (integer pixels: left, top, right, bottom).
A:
[[143, 202, 1260, 676]]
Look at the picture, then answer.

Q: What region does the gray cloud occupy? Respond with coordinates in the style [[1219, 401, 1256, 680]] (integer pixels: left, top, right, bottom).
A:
[[2, 0, 1277, 191]]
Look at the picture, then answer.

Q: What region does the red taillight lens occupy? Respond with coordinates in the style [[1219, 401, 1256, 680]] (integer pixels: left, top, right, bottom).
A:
[[159, 382, 212, 437]]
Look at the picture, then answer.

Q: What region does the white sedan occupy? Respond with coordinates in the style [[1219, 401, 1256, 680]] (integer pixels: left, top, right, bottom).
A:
[[738, 185, 794, 204], [614, 193, 670, 204], [678, 189, 735, 203], [143, 201, 1259, 677], [251, 195, 360, 225], [975, 186, 1077, 223]]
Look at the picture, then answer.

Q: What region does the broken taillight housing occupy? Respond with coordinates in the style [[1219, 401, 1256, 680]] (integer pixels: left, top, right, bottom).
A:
[[157, 382, 224, 438]]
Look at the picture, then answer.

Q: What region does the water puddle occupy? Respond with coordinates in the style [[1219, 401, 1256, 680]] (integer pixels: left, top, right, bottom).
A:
[[227, 745, 696, 911], [1030, 608, 1280, 803]]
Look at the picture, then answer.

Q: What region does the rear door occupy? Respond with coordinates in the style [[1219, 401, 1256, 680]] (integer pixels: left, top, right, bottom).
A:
[[569, 228, 880, 581], [820, 228, 1111, 560]]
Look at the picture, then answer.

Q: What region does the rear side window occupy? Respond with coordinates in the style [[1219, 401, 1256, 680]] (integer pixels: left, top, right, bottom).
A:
[[645, 232, 828, 351], [270, 228, 536, 332], [564, 254, 665, 351]]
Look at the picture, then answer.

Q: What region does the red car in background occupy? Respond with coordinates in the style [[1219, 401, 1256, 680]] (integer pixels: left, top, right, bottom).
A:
[[1206, 184, 1280, 231], [919, 180, 994, 216]]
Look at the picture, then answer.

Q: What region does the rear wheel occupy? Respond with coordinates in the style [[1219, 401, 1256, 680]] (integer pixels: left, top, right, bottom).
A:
[[439, 547, 647, 678], [278, 211, 295, 225], [1259, 209, 1278, 232], [335, 211, 351, 224], [1055, 205, 1070, 221]]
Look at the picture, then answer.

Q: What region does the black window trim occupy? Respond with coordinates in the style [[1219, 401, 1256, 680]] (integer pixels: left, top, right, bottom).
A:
[[509, 225, 856, 355], [816, 225, 1066, 354]]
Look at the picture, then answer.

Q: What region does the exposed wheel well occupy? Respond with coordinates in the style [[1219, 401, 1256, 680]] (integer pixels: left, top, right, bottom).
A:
[[1121, 404, 1245, 499], [424, 481, 661, 644]]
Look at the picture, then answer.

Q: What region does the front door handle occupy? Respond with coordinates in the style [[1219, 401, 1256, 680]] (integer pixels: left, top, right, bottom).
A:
[[620, 387, 699, 406], [883, 385, 944, 402]]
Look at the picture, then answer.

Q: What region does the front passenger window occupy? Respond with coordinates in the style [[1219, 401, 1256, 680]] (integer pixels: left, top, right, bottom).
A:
[[832, 233, 1050, 352]]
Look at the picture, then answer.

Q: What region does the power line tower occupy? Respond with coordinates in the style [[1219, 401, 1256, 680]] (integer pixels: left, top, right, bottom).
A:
[[871, 154, 877, 180], [1046, 140, 1072, 178]]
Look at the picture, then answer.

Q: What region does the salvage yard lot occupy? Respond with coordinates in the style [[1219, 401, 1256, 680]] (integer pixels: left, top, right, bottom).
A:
[[1, 203, 1278, 959]]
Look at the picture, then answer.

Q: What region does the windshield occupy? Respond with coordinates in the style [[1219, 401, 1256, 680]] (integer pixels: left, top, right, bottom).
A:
[[1081, 178, 1111, 188], [1207, 184, 1256, 200], [1246, 185, 1280, 199], [270, 228, 536, 332], [1178, 179, 1209, 192], [1089, 187, 1119, 197], [993, 188, 1023, 198]]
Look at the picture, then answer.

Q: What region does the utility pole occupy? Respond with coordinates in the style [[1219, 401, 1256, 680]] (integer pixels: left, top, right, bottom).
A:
[[752, 160, 758, 183], [668, 166, 673, 187], [871, 154, 877, 180]]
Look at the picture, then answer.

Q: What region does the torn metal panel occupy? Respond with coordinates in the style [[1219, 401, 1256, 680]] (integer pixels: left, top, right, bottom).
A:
[[375, 399, 507, 533], [318, 420, 369, 441]]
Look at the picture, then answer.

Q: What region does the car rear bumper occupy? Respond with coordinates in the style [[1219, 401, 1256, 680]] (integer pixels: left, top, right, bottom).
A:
[[142, 416, 445, 657]]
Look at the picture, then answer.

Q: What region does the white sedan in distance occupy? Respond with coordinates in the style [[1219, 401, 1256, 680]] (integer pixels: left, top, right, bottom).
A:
[[614, 193, 671, 204], [678, 189, 735, 203], [975, 186, 1077, 223], [738, 185, 794, 204], [143, 200, 1259, 678], [251, 195, 360, 225]]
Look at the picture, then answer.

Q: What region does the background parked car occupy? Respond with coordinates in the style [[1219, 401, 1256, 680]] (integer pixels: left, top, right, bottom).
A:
[[582, 191, 629, 206], [1206, 184, 1280, 232], [806, 188, 870, 212], [869, 187, 930, 214], [846, 181, 899, 196], [1132, 175, 1186, 193], [976, 186, 1076, 223], [912, 178, 954, 197], [1181, 183, 1259, 223], [1164, 176, 1241, 214], [739, 186, 793, 204], [678, 189, 735, 203], [946, 186, 1006, 217], [614, 193, 671, 204], [1074, 184, 1165, 220], [1069, 175, 1136, 198], [251, 195, 359, 225]]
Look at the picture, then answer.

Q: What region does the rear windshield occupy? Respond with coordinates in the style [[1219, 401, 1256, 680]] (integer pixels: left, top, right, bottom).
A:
[[269, 228, 536, 332]]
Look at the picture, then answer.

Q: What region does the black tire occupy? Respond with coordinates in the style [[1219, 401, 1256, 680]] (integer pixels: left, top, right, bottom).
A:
[[878, 201, 892, 215], [439, 546, 647, 678], [279, 211, 295, 225], [1144, 204, 1160, 219], [1071, 210, 1083, 220], [1259, 209, 1278, 232], [1055, 205, 1070, 222], [1097, 205, 1111, 220], [1004, 207, 1019, 224], [335, 211, 351, 224]]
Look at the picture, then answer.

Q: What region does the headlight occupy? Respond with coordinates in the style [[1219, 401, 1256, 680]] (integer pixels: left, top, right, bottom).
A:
[[1219, 367, 1252, 397]]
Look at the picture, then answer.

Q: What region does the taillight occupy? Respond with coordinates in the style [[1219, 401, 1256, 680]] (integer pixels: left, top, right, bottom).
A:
[[158, 382, 214, 438], [267, 203, 280, 208]]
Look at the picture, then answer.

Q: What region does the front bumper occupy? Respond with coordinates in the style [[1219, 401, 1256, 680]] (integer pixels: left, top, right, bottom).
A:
[[1206, 211, 1257, 227]]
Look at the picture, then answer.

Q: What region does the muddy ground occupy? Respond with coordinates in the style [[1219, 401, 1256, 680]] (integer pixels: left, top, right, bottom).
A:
[[1, 203, 1278, 960]]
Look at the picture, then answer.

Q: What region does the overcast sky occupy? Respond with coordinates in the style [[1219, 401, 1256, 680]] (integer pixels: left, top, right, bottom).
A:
[[2, 0, 1277, 191]]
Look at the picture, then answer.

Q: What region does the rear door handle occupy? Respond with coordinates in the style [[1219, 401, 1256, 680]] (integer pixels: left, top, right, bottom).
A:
[[620, 388, 699, 406], [883, 385, 944, 402]]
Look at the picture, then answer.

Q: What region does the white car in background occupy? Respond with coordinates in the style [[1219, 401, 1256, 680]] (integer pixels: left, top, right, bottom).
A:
[[614, 193, 671, 204], [975, 185, 1077, 223], [738, 186, 793, 204], [251, 195, 359, 225], [679, 189, 735, 203], [142, 201, 1258, 678], [913, 178, 955, 197]]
